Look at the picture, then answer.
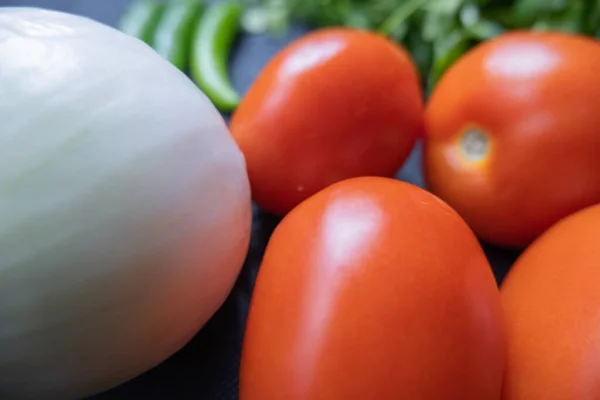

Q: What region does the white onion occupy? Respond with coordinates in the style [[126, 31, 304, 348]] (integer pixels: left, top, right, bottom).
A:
[[0, 7, 252, 400]]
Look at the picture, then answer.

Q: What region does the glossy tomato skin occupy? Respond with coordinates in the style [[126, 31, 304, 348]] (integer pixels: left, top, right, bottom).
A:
[[501, 204, 600, 400], [424, 31, 600, 248], [240, 177, 505, 400], [231, 29, 424, 216]]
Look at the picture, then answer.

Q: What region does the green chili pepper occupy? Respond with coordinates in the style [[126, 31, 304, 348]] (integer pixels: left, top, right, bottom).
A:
[[191, 2, 242, 112], [153, 0, 204, 71], [118, 0, 165, 45]]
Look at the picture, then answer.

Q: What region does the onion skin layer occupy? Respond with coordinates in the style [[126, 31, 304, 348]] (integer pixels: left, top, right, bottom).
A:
[[0, 8, 252, 400]]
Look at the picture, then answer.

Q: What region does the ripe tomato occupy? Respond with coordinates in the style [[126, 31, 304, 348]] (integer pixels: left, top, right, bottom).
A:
[[501, 204, 600, 400], [231, 28, 424, 216], [423, 31, 600, 248], [240, 177, 505, 400]]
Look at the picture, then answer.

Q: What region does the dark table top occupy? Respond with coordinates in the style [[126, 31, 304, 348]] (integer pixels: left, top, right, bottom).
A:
[[0, 1, 522, 398]]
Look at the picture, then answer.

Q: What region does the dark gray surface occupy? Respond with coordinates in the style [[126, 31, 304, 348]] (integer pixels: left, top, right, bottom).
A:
[[0, 2, 521, 399]]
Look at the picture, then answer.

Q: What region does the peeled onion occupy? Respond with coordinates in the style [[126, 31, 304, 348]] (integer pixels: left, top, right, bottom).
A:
[[0, 7, 252, 400]]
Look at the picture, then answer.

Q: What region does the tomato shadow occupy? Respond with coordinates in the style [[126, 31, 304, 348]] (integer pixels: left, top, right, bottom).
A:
[[480, 241, 522, 287]]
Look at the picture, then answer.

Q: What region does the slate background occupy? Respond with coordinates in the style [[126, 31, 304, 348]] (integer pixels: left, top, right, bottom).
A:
[[0, 1, 522, 398]]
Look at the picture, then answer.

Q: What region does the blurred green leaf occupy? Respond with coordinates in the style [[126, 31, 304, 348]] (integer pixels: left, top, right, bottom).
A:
[[531, 0, 586, 34], [405, 28, 433, 81], [422, 10, 458, 41], [378, 0, 427, 36], [460, 3, 480, 27], [428, 29, 471, 92], [481, 7, 519, 28], [587, 0, 600, 35], [472, 0, 512, 6], [514, 0, 569, 15], [459, 2, 507, 39], [241, 6, 289, 34], [423, 0, 464, 14], [389, 22, 410, 42], [343, 9, 374, 29], [466, 18, 505, 40], [513, 0, 568, 26]]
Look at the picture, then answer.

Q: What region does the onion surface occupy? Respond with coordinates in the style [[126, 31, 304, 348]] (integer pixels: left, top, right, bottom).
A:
[[0, 7, 252, 400]]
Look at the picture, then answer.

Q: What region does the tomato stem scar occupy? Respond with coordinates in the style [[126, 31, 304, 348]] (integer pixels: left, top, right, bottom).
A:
[[460, 128, 489, 162]]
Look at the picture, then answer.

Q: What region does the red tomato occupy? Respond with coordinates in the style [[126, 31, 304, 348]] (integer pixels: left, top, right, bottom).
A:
[[231, 28, 424, 216], [501, 204, 600, 400], [240, 177, 505, 400], [424, 31, 600, 248]]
